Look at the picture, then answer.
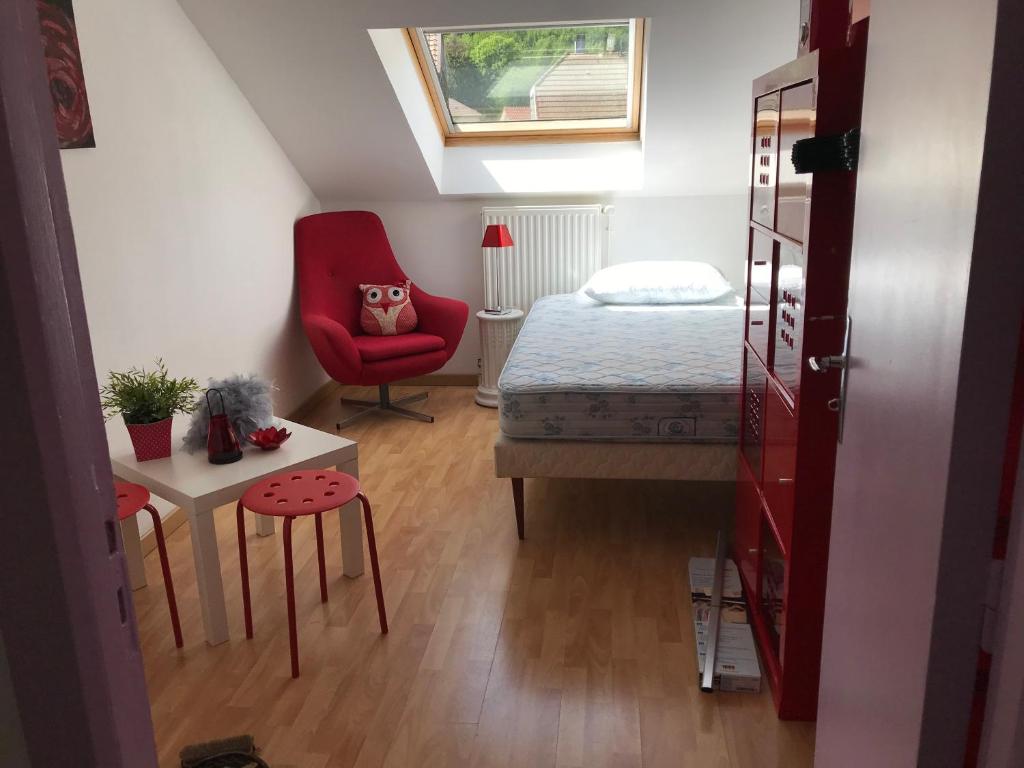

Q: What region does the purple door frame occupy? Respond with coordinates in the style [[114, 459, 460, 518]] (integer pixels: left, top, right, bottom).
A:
[[0, 0, 157, 765]]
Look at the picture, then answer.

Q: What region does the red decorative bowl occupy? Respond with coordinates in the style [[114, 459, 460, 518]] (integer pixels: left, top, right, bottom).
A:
[[247, 426, 291, 450]]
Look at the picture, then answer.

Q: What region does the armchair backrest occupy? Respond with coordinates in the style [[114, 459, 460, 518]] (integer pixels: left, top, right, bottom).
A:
[[295, 211, 409, 331]]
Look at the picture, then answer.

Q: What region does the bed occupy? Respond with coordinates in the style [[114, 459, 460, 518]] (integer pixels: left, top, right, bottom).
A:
[[494, 288, 745, 538]]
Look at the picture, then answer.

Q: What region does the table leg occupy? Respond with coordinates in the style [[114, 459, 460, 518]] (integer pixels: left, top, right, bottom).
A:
[[254, 513, 275, 537], [339, 457, 364, 578], [120, 514, 147, 591], [187, 504, 229, 645]]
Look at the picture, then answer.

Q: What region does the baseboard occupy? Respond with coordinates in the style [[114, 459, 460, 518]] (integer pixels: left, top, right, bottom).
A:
[[394, 373, 478, 387], [287, 379, 342, 422], [140, 506, 188, 556]]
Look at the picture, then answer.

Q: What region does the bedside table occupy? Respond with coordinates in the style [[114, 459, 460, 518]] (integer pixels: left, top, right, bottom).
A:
[[476, 308, 524, 407]]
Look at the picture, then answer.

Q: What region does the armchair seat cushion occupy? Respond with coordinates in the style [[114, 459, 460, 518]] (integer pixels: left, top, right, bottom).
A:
[[353, 332, 446, 363]]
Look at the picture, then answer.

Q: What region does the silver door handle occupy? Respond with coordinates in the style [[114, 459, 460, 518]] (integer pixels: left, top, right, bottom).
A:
[[810, 316, 852, 443], [808, 354, 847, 372]]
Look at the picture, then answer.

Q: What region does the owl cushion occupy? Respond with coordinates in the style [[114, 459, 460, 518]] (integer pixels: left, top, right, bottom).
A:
[[359, 281, 418, 336]]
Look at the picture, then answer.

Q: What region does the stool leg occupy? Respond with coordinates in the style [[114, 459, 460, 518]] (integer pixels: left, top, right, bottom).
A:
[[145, 505, 183, 649], [315, 513, 328, 604], [236, 501, 253, 639], [356, 492, 388, 635], [283, 517, 300, 678]]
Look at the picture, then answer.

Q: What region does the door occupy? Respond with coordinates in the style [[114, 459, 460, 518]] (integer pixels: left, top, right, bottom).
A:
[[0, 1, 158, 764], [814, 0, 1023, 763], [978, 323, 1024, 765]]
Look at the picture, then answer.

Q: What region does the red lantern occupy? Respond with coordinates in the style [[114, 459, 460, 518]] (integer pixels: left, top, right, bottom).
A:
[[206, 388, 242, 465]]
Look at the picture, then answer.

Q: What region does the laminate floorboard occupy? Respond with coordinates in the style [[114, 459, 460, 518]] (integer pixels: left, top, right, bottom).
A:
[[134, 385, 815, 767]]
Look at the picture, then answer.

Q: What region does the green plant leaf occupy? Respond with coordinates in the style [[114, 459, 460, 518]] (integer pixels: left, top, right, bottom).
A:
[[99, 359, 200, 424]]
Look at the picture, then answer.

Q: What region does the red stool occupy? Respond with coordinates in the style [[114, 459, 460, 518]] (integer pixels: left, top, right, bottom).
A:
[[236, 470, 387, 678], [114, 482, 183, 649]]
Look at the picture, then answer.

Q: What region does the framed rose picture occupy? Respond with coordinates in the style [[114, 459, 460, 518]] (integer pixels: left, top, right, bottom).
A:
[[36, 0, 94, 149]]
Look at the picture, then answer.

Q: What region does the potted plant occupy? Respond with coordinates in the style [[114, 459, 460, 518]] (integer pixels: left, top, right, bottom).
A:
[[100, 360, 200, 461]]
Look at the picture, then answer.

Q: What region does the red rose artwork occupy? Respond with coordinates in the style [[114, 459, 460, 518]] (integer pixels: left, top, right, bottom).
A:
[[37, 0, 94, 149]]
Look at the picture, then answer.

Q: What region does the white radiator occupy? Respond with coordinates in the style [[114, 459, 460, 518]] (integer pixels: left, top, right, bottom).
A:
[[481, 205, 611, 315]]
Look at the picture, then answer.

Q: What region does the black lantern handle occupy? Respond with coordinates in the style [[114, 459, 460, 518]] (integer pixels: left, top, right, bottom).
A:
[[205, 388, 227, 417]]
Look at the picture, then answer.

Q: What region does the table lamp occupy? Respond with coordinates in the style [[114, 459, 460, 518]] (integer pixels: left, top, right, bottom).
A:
[[481, 224, 514, 315]]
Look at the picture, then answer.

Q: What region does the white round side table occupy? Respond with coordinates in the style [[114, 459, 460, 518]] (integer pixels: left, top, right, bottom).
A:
[[476, 308, 524, 408]]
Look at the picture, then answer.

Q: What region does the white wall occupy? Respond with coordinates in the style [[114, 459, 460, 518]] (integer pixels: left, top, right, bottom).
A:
[[62, 0, 786, 383], [62, 0, 325, 527], [326, 194, 749, 375], [609, 195, 748, 289], [63, 0, 323, 415], [179, 0, 797, 375], [179, 0, 799, 202]]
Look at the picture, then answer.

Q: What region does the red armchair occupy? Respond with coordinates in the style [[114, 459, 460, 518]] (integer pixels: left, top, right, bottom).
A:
[[296, 211, 469, 427]]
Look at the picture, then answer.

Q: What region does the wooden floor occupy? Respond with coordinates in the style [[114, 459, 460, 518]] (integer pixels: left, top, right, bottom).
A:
[[135, 385, 815, 767]]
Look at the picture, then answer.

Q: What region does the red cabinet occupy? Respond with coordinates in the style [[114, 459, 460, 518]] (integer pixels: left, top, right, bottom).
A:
[[773, 241, 806, 400], [751, 92, 780, 229], [733, 24, 867, 721], [740, 347, 767, 481], [776, 82, 816, 243], [763, 382, 797, 550], [735, 462, 762, 597], [747, 231, 774, 365], [760, 515, 787, 655]]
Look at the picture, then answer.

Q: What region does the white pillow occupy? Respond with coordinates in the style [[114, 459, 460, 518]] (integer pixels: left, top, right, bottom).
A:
[[778, 264, 804, 290], [581, 261, 734, 305]]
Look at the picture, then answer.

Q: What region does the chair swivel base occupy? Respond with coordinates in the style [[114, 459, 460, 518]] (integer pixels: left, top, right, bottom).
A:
[[337, 383, 433, 429]]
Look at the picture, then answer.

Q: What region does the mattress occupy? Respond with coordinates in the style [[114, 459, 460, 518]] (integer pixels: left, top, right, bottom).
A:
[[498, 293, 744, 442]]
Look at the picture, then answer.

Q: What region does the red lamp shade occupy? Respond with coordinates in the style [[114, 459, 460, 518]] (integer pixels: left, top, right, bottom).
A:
[[481, 224, 514, 248]]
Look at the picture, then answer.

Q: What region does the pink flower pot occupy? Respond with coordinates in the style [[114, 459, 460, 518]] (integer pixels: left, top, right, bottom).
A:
[[125, 416, 173, 462]]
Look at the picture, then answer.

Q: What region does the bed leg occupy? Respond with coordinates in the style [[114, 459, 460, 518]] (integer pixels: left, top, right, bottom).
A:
[[511, 478, 525, 540]]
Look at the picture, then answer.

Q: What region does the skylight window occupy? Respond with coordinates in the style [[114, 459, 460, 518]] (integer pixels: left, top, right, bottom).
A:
[[407, 20, 645, 144]]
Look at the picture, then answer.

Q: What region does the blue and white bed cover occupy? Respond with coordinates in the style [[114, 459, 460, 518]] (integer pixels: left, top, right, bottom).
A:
[[498, 293, 744, 442]]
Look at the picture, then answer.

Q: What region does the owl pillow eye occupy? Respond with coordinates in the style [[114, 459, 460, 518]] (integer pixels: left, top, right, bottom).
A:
[[365, 287, 382, 304], [388, 286, 406, 302]]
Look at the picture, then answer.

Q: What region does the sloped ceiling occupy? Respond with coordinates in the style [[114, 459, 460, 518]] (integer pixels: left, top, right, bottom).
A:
[[178, 0, 797, 202]]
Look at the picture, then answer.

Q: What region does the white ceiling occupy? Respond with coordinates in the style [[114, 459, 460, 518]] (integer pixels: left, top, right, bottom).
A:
[[178, 0, 798, 203]]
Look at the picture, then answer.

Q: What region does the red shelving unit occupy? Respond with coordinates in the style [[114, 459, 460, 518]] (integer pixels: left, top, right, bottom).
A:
[[735, 22, 868, 721]]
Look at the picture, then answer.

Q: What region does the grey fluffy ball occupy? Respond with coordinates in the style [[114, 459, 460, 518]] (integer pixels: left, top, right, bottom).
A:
[[182, 374, 275, 453]]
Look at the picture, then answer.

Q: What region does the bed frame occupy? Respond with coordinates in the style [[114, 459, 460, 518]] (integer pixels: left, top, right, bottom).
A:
[[494, 433, 737, 538]]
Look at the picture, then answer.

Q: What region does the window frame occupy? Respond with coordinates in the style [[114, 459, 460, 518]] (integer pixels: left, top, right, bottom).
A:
[[405, 19, 645, 146]]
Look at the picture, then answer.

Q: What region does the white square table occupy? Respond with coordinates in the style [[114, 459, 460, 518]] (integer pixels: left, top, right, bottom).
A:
[[106, 417, 359, 646]]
